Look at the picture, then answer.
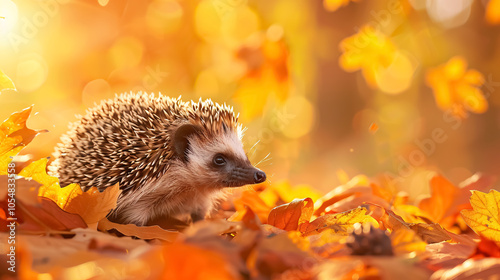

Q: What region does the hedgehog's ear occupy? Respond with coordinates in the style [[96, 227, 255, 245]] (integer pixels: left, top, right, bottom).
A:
[[174, 124, 201, 162]]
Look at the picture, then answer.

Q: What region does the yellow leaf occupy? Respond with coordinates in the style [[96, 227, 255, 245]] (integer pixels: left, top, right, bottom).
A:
[[426, 56, 487, 118], [300, 207, 378, 236], [19, 158, 59, 189], [21, 158, 121, 225], [461, 190, 500, 245], [0, 107, 43, 175], [0, 69, 16, 92]]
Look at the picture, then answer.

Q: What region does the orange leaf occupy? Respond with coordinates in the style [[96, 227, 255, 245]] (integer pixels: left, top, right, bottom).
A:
[[22, 158, 121, 226], [460, 189, 500, 245], [419, 174, 494, 225], [97, 217, 179, 242], [268, 198, 314, 231], [14, 198, 87, 233]]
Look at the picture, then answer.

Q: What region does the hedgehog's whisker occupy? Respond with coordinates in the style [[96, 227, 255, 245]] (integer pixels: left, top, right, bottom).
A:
[[254, 153, 271, 167]]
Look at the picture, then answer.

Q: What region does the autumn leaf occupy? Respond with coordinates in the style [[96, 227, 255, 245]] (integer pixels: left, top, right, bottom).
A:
[[98, 217, 180, 242], [0, 107, 44, 174], [230, 189, 272, 223], [267, 198, 314, 231], [260, 180, 322, 207], [21, 158, 121, 226], [300, 207, 378, 236], [339, 25, 398, 89], [460, 190, 500, 245], [418, 174, 494, 227], [0, 68, 16, 93], [430, 258, 500, 280], [426, 56, 487, 118]]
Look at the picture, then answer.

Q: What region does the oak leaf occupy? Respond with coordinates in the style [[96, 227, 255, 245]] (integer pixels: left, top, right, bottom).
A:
[[460, 189, 500, 245]]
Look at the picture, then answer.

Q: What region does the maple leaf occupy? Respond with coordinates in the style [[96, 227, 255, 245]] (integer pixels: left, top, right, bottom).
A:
[[418, 174, 494, 228], [21, 158, 121, 226], [267, 198, 314, 231], [0, 107, 45, 175], [460, 190, 500, 245], [426, 56, 487, 118], [339, 25, 397, 88], [0, 68, 16, 93]]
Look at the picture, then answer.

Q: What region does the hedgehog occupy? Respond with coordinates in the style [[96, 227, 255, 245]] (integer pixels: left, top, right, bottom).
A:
[[48, 92, 266, 226]]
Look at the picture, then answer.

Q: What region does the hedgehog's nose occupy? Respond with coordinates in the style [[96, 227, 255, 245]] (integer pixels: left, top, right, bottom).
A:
[[254, 170, 266, 183]]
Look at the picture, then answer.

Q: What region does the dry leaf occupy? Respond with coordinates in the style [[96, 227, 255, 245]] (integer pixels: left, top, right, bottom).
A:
[[300, 207, 378, 236], [97, 217, 179, 242], [8, 197, 87, 233], [409, 223, 451, 244], [162, 242, 242, 280], [460, 189, 500, 245], [419, 174, 494, 225], [21, 158, 121, 226], [268, 198, 314, 231], [430, 258, 500, 280]]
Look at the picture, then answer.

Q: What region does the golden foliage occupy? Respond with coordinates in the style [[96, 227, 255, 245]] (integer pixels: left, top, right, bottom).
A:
[[426, 56, 487, 118], [461, 190, 500, 245], [0, 107, 42, 175]]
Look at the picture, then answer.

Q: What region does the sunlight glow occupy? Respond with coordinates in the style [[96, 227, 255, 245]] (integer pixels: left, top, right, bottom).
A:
[[0, 0, 18, 35]]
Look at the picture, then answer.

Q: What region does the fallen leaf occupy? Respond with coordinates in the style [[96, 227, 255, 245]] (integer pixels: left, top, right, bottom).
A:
[[460, 189, 500, 245], [300, 207, 378, 236], [409, 223, 451, 244], [4, 197, 87, 233], [97, 217, 179, 242], [230, 189, 272, 223], [391, 228, 427, 255], [430, 258, 500, 280], [268, 198, 314, 231], [22, 158, 121, 226], [419, 174, 494, 227], [162, 242, 242, 280], [423, 242, 475, 271]]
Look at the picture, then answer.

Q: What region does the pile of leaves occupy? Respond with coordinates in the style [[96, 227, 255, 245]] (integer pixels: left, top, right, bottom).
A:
[[1, 108, 500, 280]]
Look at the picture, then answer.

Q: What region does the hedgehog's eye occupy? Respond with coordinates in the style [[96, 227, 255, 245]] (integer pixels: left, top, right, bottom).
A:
[[213, 154, 226, 166]]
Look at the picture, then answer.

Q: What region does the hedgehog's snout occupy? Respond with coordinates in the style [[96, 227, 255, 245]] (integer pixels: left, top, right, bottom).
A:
[[254, 170, 266, 183]]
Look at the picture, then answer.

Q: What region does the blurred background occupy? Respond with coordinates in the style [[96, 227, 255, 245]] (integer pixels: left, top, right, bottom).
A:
[[1, 0, 500, 197]]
